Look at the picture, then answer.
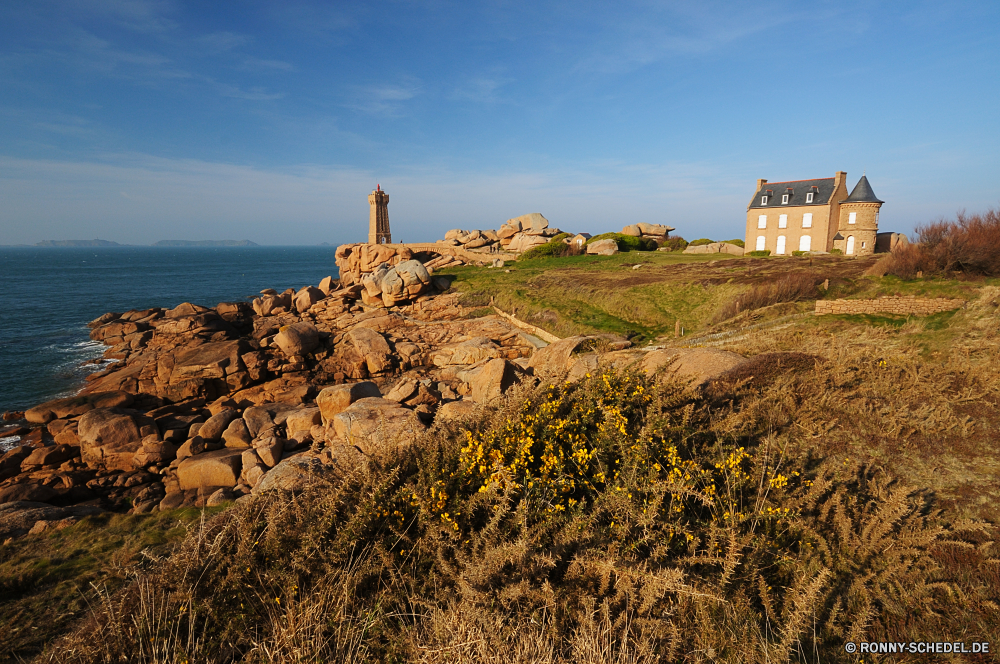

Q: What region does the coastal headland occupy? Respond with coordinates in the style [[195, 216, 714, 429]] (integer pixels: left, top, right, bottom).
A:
[[2, 228, 999, 661]]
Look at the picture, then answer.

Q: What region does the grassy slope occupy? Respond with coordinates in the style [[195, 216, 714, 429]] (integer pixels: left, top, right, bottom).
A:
[[440, 252, 985, 343], [0, 507, 226, 660]]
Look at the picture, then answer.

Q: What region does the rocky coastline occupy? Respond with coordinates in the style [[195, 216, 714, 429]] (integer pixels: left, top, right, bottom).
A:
[[0, 246, 743, 543]]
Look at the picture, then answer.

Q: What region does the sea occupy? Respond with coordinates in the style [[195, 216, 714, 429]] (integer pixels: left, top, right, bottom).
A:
[[0, 246, 340, 416]]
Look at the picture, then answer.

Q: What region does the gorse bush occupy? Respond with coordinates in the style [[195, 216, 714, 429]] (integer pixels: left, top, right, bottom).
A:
[[40, 363, 985, 663], [872, 207, 1000, 278], [688, 238, 714, 246]]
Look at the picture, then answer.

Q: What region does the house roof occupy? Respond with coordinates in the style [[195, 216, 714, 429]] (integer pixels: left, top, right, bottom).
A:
[[841, 175, 884, 204], [748, 177, 836, 209]]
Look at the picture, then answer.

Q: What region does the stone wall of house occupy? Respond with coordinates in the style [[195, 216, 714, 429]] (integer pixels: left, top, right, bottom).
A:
[[815, 296, 966, 316]]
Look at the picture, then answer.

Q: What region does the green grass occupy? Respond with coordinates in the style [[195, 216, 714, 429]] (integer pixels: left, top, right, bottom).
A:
[[442, 251, 746, 343], [0, 506, 227, 661]]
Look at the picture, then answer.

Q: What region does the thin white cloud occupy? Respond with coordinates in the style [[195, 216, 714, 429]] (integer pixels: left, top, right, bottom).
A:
[[346, 82, 422, 115], [196, 31, 252, 54], [452, 75, 514, 104], [239, 56, 296, 72], [217, 83, 285, 101]]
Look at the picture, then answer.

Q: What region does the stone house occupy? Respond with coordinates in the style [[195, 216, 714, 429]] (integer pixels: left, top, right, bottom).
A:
[[743, 172, 884, 256]]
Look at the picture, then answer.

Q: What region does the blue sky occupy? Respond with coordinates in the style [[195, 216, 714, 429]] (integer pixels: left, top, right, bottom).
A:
[[1, 0, 997, 246]]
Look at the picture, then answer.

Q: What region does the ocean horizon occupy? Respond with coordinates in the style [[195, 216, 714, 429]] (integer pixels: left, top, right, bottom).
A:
[[0, 246, 341, 413]]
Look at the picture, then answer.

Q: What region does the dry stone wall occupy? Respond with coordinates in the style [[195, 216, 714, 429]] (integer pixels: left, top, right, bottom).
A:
[[815, 296, 965, 316]]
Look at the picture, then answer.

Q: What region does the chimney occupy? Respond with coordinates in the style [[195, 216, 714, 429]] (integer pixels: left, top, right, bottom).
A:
[[834, 171, 846, 188], [756, 178, 767, 191]]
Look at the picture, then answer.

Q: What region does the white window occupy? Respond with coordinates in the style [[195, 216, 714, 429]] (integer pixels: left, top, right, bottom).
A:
[[782, 194, 789, 204], [802, 213, 813, 228], [756, 235, 766, 251], [849, 212, 857, 224], [806, 192, 814, 203], [776, 235, 786, 255], [846, 236, 855, 255], [761, 195, 768, 205], [861, 241, 866, 248], [799, 235, 811, 251], [778, 214, 788, 229], [757, 215, 767, 229]]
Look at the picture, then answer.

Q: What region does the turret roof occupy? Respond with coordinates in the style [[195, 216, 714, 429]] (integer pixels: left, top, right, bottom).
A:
[[842, 175, 883, 204]]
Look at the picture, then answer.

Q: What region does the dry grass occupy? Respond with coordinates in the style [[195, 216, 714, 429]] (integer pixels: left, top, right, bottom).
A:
[[712, 273, 820, 324], [36, 342, 1000, 662]]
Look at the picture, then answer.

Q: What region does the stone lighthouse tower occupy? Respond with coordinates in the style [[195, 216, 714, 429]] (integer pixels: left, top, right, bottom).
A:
[[834, 175, 883, 256], [368, 184, 391, 244]]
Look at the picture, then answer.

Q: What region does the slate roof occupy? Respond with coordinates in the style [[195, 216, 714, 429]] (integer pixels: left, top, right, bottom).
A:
[[748, 177, 836, 209], [841, 175, 884, 203]]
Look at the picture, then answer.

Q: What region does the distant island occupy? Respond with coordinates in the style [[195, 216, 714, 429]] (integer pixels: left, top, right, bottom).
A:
[[34, 239, 124, 247], [152, 240, 259, 247]]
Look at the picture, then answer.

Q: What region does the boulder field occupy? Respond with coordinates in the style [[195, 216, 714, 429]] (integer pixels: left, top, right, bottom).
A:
[[0, 267, 754, 541]]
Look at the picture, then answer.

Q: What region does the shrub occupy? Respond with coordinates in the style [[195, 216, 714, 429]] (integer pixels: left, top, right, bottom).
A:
[[724, 239, 745, 248], [871, 207, 1000, 279], [520, 234, 581, 260], [747, 250, 770, 257], [688, 238, 714, 246], [830, 248, 843, 255], [792, 250, 806, 257], [712, 272, 818, 323], [660, 236, 688, 252], [587, 232, 657, 252]]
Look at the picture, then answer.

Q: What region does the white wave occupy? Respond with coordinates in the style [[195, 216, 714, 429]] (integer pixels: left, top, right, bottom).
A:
[[0, 435, 22, 452]]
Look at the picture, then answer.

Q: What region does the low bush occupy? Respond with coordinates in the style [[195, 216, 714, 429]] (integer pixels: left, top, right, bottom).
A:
[[871, 207, 1000, 279], [724, 239, 745, 248], [747, 250, 770, 257], [792, 250, 807, 256], [688, 238, 714, 246], [520, 234, 580, 260], [660, 236, 688, 252], [830, 248, 843, 255], [587, 233, 657, 252], [712, 272, 818, 323]]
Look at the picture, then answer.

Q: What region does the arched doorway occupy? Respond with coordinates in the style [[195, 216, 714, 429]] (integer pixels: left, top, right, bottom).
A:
[[846, 236, 855, 255]]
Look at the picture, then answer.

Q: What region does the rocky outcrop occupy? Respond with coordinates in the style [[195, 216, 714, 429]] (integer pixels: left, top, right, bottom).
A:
[[683, 242, 743, 255], [78, 408, 156, 471], [497, 213, 564, 253], [331, 397, 425, 454], [0, 276, 590, 530], [622, 223, 674, 245], [274, 322, 321, 356], [177, 448, 244, 491], [441, 229, 502, 253], [361, 260, 433, 307], [586, 239, 619, 256], [25, 392, 134, 424]]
